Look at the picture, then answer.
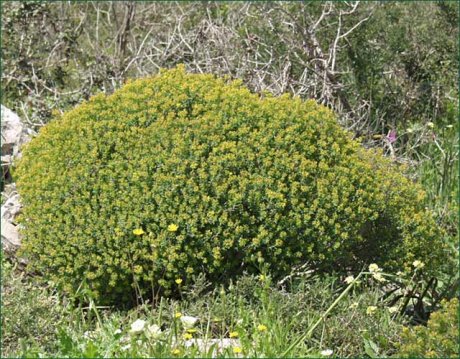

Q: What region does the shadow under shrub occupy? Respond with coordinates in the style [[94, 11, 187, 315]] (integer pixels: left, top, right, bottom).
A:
[[15, 66, 447, 305]]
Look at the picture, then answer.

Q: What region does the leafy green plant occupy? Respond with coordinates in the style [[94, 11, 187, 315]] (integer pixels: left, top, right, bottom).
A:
[[1, 259, 67, 356], [397, 298, 459, 358], [16, 66, 446, 305], [3, 263, 407, 358]]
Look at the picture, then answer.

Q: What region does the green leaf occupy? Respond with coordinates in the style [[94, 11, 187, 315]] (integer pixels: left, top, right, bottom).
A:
[[83, 341, 100, 358], [57, 329, 75, 355], [364, 338, 380, 358]]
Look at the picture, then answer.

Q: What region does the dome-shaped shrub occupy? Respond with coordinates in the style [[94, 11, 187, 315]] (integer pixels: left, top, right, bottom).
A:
[[16, 66, 446, 304]]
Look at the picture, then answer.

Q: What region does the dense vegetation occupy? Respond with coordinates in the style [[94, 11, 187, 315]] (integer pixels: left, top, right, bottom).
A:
[[5, 258, 459, 358], [16, 67, 445, 305], [398, 298, 459, 358], [2, 1, 458, 358]]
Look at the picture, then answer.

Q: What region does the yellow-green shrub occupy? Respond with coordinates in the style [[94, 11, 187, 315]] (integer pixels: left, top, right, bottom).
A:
[[15, 66, 446, 304], [397, 298, 459, 358]]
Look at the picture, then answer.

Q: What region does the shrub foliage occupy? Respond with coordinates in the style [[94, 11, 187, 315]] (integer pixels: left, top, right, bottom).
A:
[[16, 66, 446, 304], [397, 298, 459, 358]]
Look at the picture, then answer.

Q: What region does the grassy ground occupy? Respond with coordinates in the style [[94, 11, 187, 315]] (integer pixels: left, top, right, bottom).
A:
[[5, 256, 448, 358]]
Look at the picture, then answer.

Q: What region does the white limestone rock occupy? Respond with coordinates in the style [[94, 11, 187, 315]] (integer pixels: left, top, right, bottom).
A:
[[1, 105, 36, 170], [183, 338, 241, 357], [1, 185, 22, 254], [1, 105, 35, 258]]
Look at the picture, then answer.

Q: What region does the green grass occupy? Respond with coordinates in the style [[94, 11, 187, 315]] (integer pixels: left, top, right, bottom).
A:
[[2, 258, 424, 358], [405, 105, 458, 236], [406, 116, 459, 307]]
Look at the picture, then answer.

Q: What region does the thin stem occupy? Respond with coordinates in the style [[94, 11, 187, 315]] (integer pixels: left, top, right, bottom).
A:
[[281, 270, 364, 357]]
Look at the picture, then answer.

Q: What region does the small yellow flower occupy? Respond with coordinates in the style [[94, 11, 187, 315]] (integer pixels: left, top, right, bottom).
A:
[[183, 332, 193, 340], [168, 224, 179, 232], [366, 306, 377, 315], [133, 228, 145, 236], [172, 348, 181, 355], [233, 347, 243, 354], [175, 278, 183, 285], [427, 122, 435, 128], [413, 260, 425, 270], [186, 328, 197, 333], [229, 331, 239, 338], [344, 275, 354, 284], [175, 312, 182, 319], [257, 324, 267, 332], [259, 274, 266, 282], [350, 302, 359, 309], [368, 263, 381, 273]]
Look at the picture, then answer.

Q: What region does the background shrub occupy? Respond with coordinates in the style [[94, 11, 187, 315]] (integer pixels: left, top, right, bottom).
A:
[[397, 298, 459, 358], [15, 66, 446, 305]]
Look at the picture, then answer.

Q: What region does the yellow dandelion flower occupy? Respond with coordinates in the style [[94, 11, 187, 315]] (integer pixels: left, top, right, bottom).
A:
[[259, 274, 266, 282], [175, 278, 183, 285], [168, 224, 179, 232], [233, 347, 243, 354], [175, 312, 182, 318], [183, 332, 193, 340], [229, 331, 239, 338], [257, 324, 267, 332], [172, 348, 181, 355], [133, 228, 145, 236]]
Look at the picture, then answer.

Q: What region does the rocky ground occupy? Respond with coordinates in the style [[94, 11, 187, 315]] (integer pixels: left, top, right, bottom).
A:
[[1, 105, 35, 261]]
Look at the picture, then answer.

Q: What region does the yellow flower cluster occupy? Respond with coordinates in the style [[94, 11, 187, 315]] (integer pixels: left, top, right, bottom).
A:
[[15, 65, 445, 304]]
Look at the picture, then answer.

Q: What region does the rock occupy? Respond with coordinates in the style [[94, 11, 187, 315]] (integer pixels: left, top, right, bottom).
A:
[[1, 154, 12, 173], [1, 105, 36, 172], [1, 219, 21, 253], [2, 183, 17, 200], [1, 187, 23, 255], [1, 105, 23, 154], [1, 192, 21, 222], [184, 338, 241, 357], [1, 105, 35, 261]]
